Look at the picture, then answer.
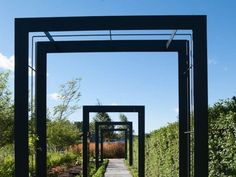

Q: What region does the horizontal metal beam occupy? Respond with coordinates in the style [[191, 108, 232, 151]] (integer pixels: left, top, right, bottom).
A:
[[96, 121, 132, 126], [83, 105, 144, 113], [16, 15, 205, 32], [101, 128, 128, 132], [36, 40, 187, 53]]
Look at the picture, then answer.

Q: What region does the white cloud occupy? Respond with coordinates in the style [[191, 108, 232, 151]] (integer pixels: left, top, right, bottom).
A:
[[174, 107, 179, 114], [0, 53, 14, 71], [0, 53, 50, 77], [48, 92, 60, 101], [111, 102, 118, 105], [208, 58, 217, 65]]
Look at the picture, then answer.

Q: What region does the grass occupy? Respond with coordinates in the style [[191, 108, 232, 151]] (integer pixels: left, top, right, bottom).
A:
[[92, 159, 109, 177], [69, 142, 125, 158]]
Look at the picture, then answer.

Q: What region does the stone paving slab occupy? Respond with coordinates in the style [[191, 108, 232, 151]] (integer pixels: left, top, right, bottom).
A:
[[105, 159, 132, 177]]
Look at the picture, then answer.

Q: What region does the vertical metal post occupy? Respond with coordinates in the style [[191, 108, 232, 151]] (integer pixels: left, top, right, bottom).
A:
[[129, 122, 133, 166], [101, 130, 104, 163], [83, 109, 89, 177], [125, 130, 128, 159], [138, 107, 145, 177], [35, 44, 47, 177], [193, 17, 208, 177], [178, 43, 190, 177], [14, 20, 29, 177], [95, 123, 99, 169]]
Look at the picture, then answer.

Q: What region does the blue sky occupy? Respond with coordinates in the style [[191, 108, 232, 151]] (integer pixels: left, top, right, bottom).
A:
[[0, 1, 236, 133]]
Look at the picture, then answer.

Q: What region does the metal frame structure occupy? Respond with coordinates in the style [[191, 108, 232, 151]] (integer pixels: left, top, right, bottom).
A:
[[100, 128, 128, 163], [95, 122, 133, 168], [83, 106, 145, 177], [15, 16, 208, 177], [34, 40, 191, 177]]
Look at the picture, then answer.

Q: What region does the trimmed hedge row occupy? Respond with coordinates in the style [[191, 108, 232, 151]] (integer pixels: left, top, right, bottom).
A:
[[131, 122, 179, 177], [92, 159, 109, 177], [129, 97, 236, 177], [208, 97, 236, 176]]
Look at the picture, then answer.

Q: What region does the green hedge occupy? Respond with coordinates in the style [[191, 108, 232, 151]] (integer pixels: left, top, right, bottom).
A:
[[208, 97, 236, 176], [0, 145, 14, 177], [130, 123, 179, 177], [0, 154, 14, 177], [129, 97, 236, 177], [92, 159, 109, 177]]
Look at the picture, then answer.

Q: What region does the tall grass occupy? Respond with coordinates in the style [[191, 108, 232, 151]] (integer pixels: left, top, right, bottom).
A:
[[69, 142, 125, 158], [103, 142, 125, 158]]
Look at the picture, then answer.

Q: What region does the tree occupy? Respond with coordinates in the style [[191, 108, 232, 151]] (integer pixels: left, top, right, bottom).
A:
[[47, 119, 81, 149], [119, 113, 128, 122], [90, 100, 114, 140], [0, 71, 14, 147], [52, 78, 81, 120], [74, 121, 83, 132], [117, 113, 129, 138], [47, 78, 82, 149]]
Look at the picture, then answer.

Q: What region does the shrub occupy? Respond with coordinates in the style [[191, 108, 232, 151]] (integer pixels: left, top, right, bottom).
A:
[[130, 123, 179, 177], [125, 160, 138, 177], [0, 155, 14, 177], [0, 145, 14, 177], [129, 97, 236, 177], [47, 119, 81, 149], [92, 159, 109, 177], [47, 151, 78, 170], [208, 97, 236, 176]]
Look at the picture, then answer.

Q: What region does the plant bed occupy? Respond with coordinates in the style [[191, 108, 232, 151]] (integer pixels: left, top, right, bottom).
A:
[[92, 159, 109, 177]]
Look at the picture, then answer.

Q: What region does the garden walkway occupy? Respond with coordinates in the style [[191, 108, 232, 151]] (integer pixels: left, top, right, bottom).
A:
[[105, 159, 132, 177]]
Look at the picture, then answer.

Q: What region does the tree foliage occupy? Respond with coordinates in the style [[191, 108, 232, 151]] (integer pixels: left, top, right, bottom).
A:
[[47, 119, 81, 149], [92, 112, 114, 140], [0, 71, 14, 146], [52, 78, 81, 120], [47, 78, 82, 149], [117, 113, 129, 138]]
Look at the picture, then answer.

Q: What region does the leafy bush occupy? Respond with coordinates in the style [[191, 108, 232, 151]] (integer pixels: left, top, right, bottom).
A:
[[47, 151, 78, 169], [209, 97, 236, 176], [125, 160, 138, 177], [92, 159, 109, 177], [129, 97, 236, 177], [0, 155, 14, 177], [47, 119, 81, 149], [130, 123, 179, 177], [0, 145, 14, 177]]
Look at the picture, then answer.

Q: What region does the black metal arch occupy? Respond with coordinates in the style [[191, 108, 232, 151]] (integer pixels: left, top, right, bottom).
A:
[[95, 121, 133, 169], [100, 128, 128, 163], [15, 15, 208, 177], [83, 106, 145, 177], [34, 40, 191, 177]]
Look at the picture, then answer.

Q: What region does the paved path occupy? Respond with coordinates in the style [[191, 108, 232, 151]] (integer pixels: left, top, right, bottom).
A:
[[105, 159, 132, 177]]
